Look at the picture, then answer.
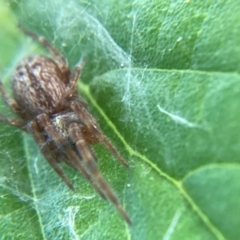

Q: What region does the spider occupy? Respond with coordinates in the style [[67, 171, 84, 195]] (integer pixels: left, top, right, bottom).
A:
[[0, 27, 131, 225]]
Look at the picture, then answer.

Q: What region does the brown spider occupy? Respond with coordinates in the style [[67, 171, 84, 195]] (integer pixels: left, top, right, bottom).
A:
[[0, 27, 131, 225]]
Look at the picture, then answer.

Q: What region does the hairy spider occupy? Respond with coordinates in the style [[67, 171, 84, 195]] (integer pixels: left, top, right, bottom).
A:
[[0, 27, 131, 225]]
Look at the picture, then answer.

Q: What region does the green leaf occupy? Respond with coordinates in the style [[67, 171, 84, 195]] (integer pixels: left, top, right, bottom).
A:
[[1, 0, 240, 239]]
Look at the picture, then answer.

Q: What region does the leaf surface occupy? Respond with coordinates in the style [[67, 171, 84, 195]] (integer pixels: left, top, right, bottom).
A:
[[0, 0, 240, 239]]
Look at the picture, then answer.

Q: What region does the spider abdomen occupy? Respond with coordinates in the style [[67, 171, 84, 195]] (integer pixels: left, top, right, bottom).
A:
[[12, 55, 69, 118]]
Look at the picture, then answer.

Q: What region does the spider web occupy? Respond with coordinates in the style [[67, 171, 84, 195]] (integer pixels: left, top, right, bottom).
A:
[[1, 0, 240, 240]]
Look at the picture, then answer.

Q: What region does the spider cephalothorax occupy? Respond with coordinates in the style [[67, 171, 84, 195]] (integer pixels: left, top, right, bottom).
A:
[[0, 27, 131, 224]]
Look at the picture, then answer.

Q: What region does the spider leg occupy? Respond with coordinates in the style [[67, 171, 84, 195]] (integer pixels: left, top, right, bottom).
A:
[[57, 57, 86, 110], [29, 119, 75, 190], [64, 57, 86, 97], [0, 80, 21, 113], [0, 80, 26, 130], [70, 101, 129, 168], [69, 122, 131, 225], [18, 25, 68, 71], [62, 149, 107, 200], [36, 113, 107, 200], [0, 114, 26, 131]]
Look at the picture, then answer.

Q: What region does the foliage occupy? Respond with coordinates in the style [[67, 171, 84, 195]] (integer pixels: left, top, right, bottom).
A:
[[0, 0, 240, 239]]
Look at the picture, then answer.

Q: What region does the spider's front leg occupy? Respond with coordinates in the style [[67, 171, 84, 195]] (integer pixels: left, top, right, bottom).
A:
[[70, 101, 129, 168], [37, 113, 131, 224], [35, 113, 107, 199], [68, 122, 132, 225], [29, 119, 75, 190]]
